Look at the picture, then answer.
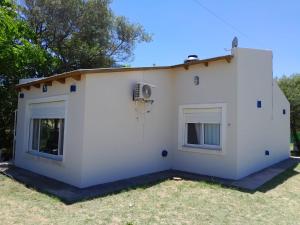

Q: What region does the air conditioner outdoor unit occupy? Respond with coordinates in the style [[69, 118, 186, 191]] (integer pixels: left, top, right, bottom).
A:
[[133, 82, 155, 102]]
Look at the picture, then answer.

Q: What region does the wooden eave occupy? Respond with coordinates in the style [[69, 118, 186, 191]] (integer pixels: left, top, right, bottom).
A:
[[16, 55, 233, 91]]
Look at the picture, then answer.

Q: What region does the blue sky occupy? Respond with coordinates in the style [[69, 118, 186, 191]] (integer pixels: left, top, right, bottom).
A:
[[111, 0, 300, 77]]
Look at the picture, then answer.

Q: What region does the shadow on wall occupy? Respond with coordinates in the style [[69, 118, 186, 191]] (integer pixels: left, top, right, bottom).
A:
[[0, 160, 299, 205]]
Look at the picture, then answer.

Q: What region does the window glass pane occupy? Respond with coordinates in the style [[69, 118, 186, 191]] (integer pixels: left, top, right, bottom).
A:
[[187, 123, 201, 145], [59, 119, 64, 155], [39, 119, 60, 155], [204, 124, 220, 146], [31, 119, 39, 151]]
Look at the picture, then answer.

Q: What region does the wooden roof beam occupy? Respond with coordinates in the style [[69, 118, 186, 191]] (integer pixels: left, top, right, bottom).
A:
[[44, 81, 52, 86], [225, 56, 232, 63], [184, 65, 189, 70], [72, 74, 81, 81], [56, 78, 66, 84], [33, 84, 41, 88]]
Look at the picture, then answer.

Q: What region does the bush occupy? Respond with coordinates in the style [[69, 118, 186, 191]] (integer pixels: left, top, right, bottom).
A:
[[291, 131, 300, 143], [0, 148, 11, 161]]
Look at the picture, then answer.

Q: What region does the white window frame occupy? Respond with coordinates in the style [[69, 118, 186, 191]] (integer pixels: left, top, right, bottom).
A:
[[29, 118, 65, 160], [24, 95, 68, 161], [184, 123, 221, 149], [178, 103, 227, 155]]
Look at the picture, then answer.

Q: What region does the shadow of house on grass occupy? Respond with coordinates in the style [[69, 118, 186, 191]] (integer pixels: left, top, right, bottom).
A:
[[258, 163, 299, 193], [0, 166, 175, 205], [0, 159, 299, 205]]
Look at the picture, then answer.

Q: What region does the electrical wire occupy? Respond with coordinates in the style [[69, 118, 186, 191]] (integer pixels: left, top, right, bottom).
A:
[[191, 0, 266, 47]]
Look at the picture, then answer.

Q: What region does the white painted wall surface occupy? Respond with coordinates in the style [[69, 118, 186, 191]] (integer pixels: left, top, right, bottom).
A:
[[15, 78, 86, 187], [235, 48, 290, 178], [172, 60, 239, 179], [80, 70, 174, 187]]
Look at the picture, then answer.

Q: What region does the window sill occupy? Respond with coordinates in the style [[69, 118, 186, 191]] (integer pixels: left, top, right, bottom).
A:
[[181, 145, 223, 155], [27, 151, 63, 161]]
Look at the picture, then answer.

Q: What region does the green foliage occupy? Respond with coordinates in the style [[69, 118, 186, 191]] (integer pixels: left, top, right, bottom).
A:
[[22, 0, 152, 72], [278, 74, 300, 151], [0, 0, 54, 159], [291, 132, 300, 143], [0, 0, 151, 159]]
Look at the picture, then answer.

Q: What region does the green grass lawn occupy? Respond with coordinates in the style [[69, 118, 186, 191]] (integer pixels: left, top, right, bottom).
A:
[[1, 164, 300, 225]]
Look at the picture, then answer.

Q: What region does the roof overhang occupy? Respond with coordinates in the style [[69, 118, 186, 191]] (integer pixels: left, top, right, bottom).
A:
[[16, 54, 233, 91]]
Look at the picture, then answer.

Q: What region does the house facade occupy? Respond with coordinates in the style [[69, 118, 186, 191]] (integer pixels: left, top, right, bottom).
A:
[[14, 47, 290, 188]]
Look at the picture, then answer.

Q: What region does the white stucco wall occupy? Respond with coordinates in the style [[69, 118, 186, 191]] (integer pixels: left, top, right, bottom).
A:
[[171, 60, 239, 179], [15, 77, 86, 187], [80, 70, 174, 187], [79, 58, 240, 187], [235, 48, 290, 178]]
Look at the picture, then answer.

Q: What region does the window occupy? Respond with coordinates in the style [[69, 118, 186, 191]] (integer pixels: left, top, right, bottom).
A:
[[178, 104, 225, 152], [204, 123, 220, 146], [30, 118, 64, 157], [186, 123, 220, 147], [187, 123, 201, 145]]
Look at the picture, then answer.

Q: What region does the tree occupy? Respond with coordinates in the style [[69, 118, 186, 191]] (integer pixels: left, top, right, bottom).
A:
[[278, 74, 300, 152], [0, 0, 151, 160], [0, 0, 55, 159], [21, 0, 152, 73]]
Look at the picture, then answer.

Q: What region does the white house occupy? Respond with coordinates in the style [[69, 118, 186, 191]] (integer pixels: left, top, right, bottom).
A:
[[14, 47, 290, 188]]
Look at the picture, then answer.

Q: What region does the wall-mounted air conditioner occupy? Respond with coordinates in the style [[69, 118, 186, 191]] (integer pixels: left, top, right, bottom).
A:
[[133, 82, 155, 102]]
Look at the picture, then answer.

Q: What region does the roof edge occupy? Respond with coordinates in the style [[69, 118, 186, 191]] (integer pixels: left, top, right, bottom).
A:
[[16, 54, 233, 91]]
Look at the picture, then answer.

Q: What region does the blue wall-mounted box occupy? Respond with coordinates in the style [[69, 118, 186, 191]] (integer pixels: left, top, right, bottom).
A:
[[265, 150, 269, 156], [42, 84, 47, 92], [257, 100, 262, 108], [70, 85, 76, 92], [162, 150, 168, 157]]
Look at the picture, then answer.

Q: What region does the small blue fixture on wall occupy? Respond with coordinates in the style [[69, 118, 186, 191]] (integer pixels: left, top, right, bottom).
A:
[[19, 93, 24, 98], [257, 100, 262, 108], [162, 150, 168, 157], [283, 109, 286, 115], [70, 85, 76, 92], [265, 150, 269, 156], [42, 84, 47, 92], [194, 76, 199, 86]]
